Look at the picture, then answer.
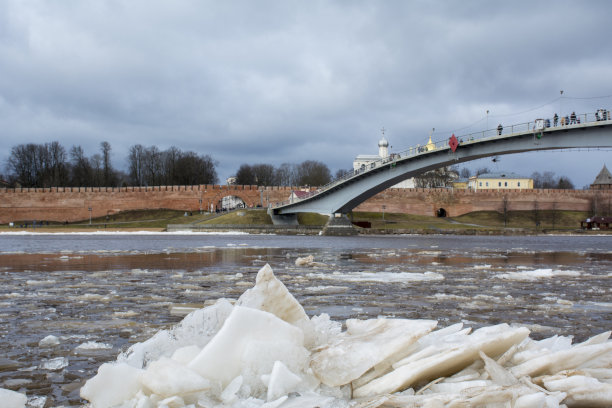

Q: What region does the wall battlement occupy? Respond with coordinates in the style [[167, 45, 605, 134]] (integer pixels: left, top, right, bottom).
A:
[[0, 184, 296, 194]]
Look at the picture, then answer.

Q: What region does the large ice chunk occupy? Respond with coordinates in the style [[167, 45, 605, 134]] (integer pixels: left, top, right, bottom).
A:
[[119, 298, 233, 369], [140, 357, 210, 397], [266, 360, 302, 401], [80, 363, 143, 408], [237, 264, 309, 327], [511, 342, 612, 378], [188, 305, 305, 387], [353, 324, 529, 397], [0, 388, 27, 408], [543, 374, 612, 406], [311, 318, 436, 387]]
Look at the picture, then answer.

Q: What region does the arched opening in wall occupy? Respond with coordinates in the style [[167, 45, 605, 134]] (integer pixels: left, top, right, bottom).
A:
[[219, 195, 246, 211], [436, 208, 447, 217]]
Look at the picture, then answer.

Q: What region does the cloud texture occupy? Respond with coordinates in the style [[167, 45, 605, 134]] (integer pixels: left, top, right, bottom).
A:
[[1, 1, 611, 187]]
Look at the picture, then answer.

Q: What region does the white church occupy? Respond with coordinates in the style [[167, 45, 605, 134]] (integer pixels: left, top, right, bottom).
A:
[[352, 133, 416, 188]]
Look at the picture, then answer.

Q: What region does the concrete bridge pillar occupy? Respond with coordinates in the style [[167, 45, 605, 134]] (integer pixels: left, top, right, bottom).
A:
[[322, 213, 358, 236], [267, 208, 298, 226]]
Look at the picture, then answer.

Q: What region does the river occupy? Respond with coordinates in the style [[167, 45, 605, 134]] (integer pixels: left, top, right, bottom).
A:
[[0, 232, 610, 407]]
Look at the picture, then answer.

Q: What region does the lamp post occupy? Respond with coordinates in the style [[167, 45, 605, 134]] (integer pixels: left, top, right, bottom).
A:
[[486, 110, 489, 132], [88, 207, 92, 225]]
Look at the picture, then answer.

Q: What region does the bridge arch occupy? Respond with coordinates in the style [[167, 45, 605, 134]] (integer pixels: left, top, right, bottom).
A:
[[272, 115, 612, 216], [206, 191, 259, 212]]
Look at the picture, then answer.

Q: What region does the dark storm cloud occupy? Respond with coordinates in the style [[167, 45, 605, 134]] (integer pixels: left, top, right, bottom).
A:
[[1, 0, 611, 186]]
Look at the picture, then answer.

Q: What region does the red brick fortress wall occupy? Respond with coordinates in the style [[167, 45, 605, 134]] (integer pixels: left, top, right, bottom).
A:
[[1, 185, 610, 223], [0, 185, 293, 223], [354, 188, 612, 217]]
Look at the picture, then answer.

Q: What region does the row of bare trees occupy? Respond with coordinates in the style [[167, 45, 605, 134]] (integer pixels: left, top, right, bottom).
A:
[[5, 141, 119, 188], [3, 141, 219, 188], [127, 145, 217, 187], [234, 160, 332, 187]]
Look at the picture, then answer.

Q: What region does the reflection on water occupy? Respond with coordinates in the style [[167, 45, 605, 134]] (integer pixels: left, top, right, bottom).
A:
[[0, 234, 610, 406]]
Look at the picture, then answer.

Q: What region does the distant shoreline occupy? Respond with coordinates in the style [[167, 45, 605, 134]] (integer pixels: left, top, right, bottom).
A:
[[2, 226, 609, 236]]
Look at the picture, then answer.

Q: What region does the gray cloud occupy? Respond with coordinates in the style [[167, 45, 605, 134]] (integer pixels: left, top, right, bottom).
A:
[[1, 0, 611, 187]]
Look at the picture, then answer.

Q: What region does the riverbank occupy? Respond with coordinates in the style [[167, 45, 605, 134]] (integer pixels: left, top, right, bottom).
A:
[[1, 208, 608, 235]]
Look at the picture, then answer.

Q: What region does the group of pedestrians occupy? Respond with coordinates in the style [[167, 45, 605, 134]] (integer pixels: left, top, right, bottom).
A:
[[596, 109, 610, 121], [488, 108, 609, 138], [552, 109, 610, 126], [553, 112, 579, 126]]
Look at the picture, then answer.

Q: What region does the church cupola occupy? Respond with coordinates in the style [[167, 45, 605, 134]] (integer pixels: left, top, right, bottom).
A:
[[378, 128, 389, 158]]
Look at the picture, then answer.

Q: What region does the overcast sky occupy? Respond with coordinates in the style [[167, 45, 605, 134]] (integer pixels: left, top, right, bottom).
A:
[[1, 0, 611, 188]]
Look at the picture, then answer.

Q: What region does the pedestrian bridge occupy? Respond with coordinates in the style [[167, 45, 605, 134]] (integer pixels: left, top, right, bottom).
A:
[[271, 112, 612, 216]]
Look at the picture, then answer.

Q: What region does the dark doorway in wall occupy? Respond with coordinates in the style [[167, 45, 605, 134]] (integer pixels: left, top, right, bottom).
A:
[[436, 208, 447, 217]]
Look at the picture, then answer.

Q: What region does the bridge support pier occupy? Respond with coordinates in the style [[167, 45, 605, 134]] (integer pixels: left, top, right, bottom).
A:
[[322, 213, 358, 236], [268, 209, 298, 226]]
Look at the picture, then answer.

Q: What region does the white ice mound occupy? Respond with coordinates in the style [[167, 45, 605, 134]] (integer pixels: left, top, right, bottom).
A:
[[311, 318, 437, 387], [80, 263, 612, 408], [0, 388, 27, 408], [80, 363, 143, 408], [236, 263, 309, 327], [188, 305, 306, 387]]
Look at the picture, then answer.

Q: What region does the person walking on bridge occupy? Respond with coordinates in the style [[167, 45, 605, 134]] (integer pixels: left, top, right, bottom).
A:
[[497, 124, 503, 135], [553, 113, 558, 126], [570, 111, 576, 124]]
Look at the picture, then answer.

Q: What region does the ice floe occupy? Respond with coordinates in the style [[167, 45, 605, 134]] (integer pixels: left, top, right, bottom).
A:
[[80, 264, 612, 408], [38, 334, 60, 347], [498, 268, 581, 281], [295, 255, 327, 267], [307, 271, 444, 283]]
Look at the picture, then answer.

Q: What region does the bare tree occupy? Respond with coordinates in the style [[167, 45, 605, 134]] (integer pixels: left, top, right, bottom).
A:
[[459, 167, 471, 178], [235, 164, 255, 185], [251, 164, 276, 186], [414, 167, 457, 188], [275, 163, 297, 186], [100, 141, 114, 186], [90, 154, 103, 187], [556, 176, 574, 189], [7, 144, 38, 187], [7, 142, 68, 187], [533, 200, 540, 228], [295, 160, 331, 186], [70, 145, 92, 186], [532, 171, 572, 189], [46, 141, 69, 187], [173, 152, 217, 185], [551, 201, 558, 229], [162, 146, 182, 184], [142, 146, 163, 186], [335, 168, 352, 179], [127, 144, 146, 186], [501, 195, 509, 227]]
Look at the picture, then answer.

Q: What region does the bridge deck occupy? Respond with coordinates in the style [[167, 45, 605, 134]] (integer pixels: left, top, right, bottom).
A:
[[273, 111, 612, 214]]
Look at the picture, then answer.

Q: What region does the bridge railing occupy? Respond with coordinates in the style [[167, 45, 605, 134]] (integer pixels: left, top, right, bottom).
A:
[[272, 110, 611, 208]]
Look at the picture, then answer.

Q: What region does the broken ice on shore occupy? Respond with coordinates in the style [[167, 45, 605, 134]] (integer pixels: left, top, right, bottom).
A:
[[76, 264, 611, 408]]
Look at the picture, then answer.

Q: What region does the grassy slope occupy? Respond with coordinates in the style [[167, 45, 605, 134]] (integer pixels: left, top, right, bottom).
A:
[[198, 209, 273, 225], [0, 208, 595, 232], [3, 209, 214, 230], [351, 210, 590, 231]]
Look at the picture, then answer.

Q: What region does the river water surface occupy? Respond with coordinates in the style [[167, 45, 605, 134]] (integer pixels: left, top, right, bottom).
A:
[[0, 232, 610, 407]]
